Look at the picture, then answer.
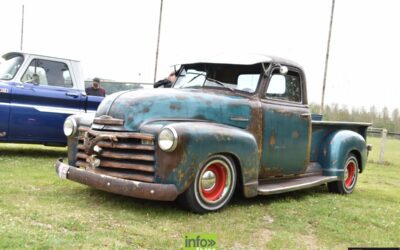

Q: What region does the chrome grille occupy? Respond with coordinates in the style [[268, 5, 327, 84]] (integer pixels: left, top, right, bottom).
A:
[[76, 128, 156, 183]]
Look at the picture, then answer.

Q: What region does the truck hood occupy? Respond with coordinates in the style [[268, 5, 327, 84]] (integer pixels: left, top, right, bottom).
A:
[[95, 88, 252, 131]]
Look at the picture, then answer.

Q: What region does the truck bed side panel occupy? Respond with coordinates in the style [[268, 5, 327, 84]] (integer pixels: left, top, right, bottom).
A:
[[311, 122, 369, 176], [311, 121, 369, 162]]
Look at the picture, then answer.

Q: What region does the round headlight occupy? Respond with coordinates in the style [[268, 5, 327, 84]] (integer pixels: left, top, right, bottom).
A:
[[63, 117, 77, 137], [158, 127, 178, 152]]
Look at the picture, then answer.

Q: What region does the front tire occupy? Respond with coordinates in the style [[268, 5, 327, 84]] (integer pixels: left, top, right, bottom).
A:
[[328, 153, 359, 194], [179, 155, 237, 213]]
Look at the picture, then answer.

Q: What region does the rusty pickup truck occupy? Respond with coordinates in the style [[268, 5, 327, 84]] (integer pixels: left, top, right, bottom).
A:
[[56, 54, 371, 213]]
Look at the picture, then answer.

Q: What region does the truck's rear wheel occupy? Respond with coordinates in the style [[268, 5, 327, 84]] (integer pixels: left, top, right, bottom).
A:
[[328, 153, 359, 194], [179, 155, 236, 213]]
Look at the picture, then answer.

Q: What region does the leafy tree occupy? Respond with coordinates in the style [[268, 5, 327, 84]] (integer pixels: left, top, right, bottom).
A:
[[310, 103, 399, 133]]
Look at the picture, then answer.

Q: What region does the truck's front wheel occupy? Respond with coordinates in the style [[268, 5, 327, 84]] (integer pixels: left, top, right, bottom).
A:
[[328, 153, 359, 194], [179, 155, 236, 213]]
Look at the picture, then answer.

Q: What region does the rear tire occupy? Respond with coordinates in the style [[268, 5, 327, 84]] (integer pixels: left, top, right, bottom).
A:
[[328, 153, 359, 194], [178, 155, 236, 213]]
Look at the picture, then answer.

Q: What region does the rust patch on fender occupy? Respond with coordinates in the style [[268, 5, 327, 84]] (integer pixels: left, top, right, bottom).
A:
[[292, 131, 300, 139], [247, 100, 263, 156], [169, 103, 181, 110], [269, 130, 276, 146], [141, 107, 150, 113]]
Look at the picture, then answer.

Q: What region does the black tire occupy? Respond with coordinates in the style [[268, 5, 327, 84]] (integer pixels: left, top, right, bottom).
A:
[[328, 153, 359, 194], [178, 155, 237, 213]]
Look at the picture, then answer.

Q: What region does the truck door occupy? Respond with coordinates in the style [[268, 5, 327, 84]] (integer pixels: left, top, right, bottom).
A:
[[9, 58, 84, 144], [260, 67, 311, 178], [0, 85, 11, 139]]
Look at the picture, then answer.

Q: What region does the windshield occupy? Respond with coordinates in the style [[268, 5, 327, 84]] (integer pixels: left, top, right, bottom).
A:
[[174, 63, 262, 93], [0, 55, 24, 80]]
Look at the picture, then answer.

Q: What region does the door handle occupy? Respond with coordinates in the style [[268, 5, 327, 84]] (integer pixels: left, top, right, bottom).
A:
[[300, 113, 311, 117], [66, 92, 79, 98], [16, 83, 25, 88]]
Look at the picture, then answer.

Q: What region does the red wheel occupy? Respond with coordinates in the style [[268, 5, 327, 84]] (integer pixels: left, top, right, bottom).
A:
[[179, 155, 236, 213], [344, 160, 356, 189], [199, 161, 228, 203], [328, 153, 359, 194]]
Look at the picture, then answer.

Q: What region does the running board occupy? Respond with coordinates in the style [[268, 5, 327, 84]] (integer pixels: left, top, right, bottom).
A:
[[257, 176, 338, 195]]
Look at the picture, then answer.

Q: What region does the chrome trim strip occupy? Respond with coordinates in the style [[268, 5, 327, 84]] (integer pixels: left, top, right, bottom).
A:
[[230, 116, 249, 122], [0, 102, 91, 115]]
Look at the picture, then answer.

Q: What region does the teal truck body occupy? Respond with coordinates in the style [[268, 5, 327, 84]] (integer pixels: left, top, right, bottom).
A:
[[56, 54, 371, 213]]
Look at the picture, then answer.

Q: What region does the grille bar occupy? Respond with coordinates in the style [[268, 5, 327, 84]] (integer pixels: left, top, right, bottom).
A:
[[100, 160, 154, 172], [86, 129, 154, 140], [100, 150, 155, 162], [89, 167, 155, 182], [78, 141, 155, 151], [96, 141, 155, 151]]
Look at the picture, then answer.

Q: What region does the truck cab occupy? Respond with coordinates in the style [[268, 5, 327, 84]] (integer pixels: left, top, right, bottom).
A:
[[56, 54, 370, 213], [0, 52, 103, 146]]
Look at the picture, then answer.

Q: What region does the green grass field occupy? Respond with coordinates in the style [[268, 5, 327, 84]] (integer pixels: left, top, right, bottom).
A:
[[0, 137, 399, 249]]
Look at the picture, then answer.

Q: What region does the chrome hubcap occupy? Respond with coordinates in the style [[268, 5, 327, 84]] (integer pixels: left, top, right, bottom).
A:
[[201, 170, 216, 191]]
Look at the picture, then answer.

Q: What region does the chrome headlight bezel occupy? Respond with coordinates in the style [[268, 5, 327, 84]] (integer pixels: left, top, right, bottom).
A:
[[158, 126, 178, 152], [63, 117, 77, 137]]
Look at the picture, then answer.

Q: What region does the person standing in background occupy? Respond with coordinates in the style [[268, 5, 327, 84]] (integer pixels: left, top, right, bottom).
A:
[[154, 71, 177, 88], [86, 77, 106, 96]]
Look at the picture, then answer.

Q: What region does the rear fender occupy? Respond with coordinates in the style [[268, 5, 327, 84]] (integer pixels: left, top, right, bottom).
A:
[[318, 130, 367, 179], [151, 122, 260, 197]]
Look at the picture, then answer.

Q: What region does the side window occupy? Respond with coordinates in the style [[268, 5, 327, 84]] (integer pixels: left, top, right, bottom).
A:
[[237, 74, 260, 93], [265, 70, 302, 103], [21, 59, 73, 88]]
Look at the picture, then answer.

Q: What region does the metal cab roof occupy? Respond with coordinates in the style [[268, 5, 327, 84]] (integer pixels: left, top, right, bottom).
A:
[[2, 51, 80, 62], [177, 53, 302, 68]]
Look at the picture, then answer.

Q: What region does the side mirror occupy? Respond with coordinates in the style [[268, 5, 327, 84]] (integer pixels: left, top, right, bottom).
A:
[[279, 66, 288, 75]]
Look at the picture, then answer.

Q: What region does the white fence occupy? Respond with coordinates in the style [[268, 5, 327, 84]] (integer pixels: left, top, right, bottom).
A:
[[367, 127, 399, 164]]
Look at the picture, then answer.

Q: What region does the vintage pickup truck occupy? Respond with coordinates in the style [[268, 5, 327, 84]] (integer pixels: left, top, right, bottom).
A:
[[56, 54, 371, 213], [0, 52, 103, 146]]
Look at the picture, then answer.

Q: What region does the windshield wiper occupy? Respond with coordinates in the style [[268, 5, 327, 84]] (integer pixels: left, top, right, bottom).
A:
[[204, 77, 235, 92], [186, 73, 206, 84]]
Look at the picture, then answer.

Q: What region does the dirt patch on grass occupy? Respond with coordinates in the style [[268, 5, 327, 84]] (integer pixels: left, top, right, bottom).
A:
[[232, 228, 273, 249], [299, 233, 319, 249]]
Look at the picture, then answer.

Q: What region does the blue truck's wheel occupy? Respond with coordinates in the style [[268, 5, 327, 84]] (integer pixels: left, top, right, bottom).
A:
[[179, 155, 236, 213], [328, 153, 359, 194]]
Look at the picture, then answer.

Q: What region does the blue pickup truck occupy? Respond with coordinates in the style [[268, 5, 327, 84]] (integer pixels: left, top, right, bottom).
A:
[[0, 52, 103, 146], [56, 54, 371, 213]]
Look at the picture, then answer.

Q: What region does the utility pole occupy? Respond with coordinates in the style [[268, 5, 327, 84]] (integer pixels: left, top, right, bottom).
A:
[[20, 5, 25, 51], [153, 0, 163, 83], [320, 0, 335, 114]]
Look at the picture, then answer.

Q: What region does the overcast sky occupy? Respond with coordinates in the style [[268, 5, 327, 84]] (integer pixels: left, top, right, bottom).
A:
[[0, 0, 399, 112]]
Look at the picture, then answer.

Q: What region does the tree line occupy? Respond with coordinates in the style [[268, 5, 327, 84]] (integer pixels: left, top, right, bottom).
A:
[[310, 103, 400, 133]]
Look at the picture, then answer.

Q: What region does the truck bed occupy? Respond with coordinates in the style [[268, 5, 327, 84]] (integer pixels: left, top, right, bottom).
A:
[[310, 121, 371, 163]]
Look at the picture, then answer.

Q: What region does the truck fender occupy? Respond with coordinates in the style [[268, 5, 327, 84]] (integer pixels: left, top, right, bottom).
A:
[[318, 130, 367, 179], [153, 122, 260, 197]]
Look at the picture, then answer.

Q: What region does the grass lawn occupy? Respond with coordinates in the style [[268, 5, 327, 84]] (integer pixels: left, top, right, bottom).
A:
[[0, 137, 399, 249]]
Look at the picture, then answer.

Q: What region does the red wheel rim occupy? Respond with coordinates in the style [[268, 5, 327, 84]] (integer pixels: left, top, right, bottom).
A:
[[201, 163, 227, 201], [344, 161, 356, 188]]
